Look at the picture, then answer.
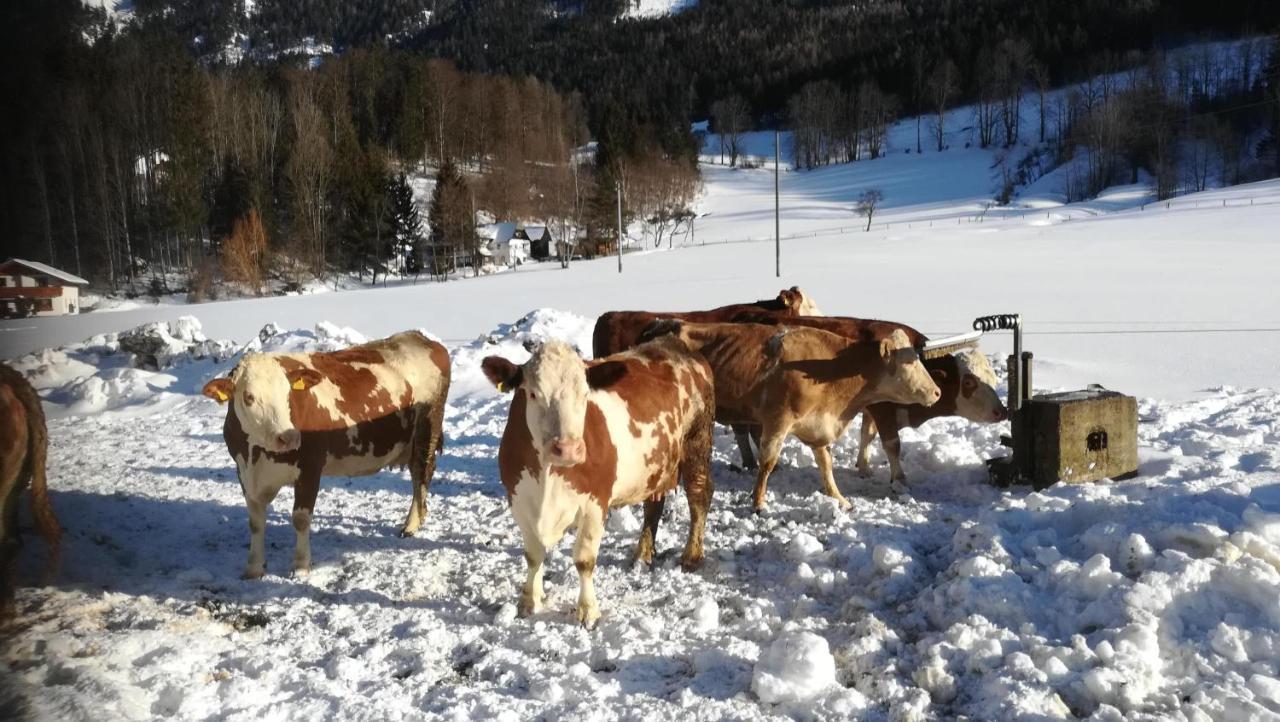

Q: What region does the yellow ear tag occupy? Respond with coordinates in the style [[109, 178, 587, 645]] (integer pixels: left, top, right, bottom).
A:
[[496, 381, 506, 393], [292, 378, 307, 391], [215, 389, 228, 401]]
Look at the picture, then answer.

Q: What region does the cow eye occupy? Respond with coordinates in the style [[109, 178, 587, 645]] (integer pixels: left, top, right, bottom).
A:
[[527, 390, 536, 400], [244, 393, 256, 405]]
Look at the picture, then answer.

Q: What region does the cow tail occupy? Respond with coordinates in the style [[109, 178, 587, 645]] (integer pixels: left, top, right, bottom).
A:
[[21, 382, 61, 572]]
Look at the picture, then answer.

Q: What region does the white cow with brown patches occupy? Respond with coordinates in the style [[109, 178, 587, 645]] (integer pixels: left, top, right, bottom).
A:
[[202, 331, 450, 579], [482, 337, 715, 628]]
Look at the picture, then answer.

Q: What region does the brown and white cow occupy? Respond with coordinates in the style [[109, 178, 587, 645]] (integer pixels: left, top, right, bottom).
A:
[[590, 286, 822, 359], [202, 331, 450, 579], [731, 312, 1006, 484], [641, 321, 940, 511], [0, 363, 60, 617], [482, 337, 715, 628]]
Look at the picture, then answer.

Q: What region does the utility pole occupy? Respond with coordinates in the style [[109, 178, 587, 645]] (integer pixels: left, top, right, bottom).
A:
[[774, 129, 781, 278], [616, 180, 623, 273]]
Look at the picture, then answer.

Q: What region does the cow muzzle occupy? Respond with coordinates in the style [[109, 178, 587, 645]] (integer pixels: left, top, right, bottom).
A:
[[548, 437, 586, 466], [274, 429, 302, 452]]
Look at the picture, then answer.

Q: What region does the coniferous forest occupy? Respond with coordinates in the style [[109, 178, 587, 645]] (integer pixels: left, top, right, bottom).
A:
[[3, 0, 1279, 295]]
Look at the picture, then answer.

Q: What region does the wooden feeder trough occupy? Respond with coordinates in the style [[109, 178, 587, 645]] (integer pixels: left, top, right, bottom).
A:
[[926, 315, 1139, 489]]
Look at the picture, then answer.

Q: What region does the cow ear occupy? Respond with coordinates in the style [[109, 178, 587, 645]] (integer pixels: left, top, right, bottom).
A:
[[778, 289, 797, 307], [202, 378, 234, 404], [879, 337, 893, 362], [482, 356, 523, 392], [287, 368, 324, 391], [586, 360, 628, 390]]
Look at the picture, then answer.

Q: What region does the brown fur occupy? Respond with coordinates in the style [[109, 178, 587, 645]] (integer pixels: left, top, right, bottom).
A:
[[591, 287, 812, 358], [647, 322, 934, 510], [726, 313, 999, 478], [0, 363, 61, 618]]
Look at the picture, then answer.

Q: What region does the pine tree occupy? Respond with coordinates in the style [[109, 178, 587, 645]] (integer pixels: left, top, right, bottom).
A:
[[427, 160, 476, 279], [386, 173, 425, 275]]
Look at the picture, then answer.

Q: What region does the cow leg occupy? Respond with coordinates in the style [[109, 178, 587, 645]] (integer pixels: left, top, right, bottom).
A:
[[679, 412, 714, 570], [572, 508, 605, 629], [752, 423, 789, 513], [856, 412, 878, 477], [1, 471, 23, 616], [402, 403, 444, 537], [812, 444, 853, 511], [634, 495, 665, 565], [242, 483, 282, 580], [732, 424, 758, 471], [881, 424, 906, 483], [291, 471, 321, 577], [518, 536, 547, 617]]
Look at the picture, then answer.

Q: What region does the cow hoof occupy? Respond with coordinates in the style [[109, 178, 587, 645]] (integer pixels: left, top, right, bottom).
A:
[[241, 567, 265, 580], [856, 466, 872, 479], [576, 607, 601, 630], [398, 528, 417, 539], [291, 566, 311, 579], [518, 596, 544, 618], [680, 554, 703, 572]]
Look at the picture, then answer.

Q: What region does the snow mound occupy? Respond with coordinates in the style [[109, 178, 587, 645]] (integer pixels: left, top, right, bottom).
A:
[[752, 631, 838, 705], [449, 309, 597, 398]]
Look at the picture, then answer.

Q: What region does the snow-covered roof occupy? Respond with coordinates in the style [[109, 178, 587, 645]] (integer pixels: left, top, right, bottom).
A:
[[524, 226, 548, 241], [477, 222, 517, 244], [2, 258, 89, 285]]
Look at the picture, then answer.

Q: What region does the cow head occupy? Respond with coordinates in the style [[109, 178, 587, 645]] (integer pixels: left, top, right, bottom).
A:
[[482, 341, 627, 467], [876, 329, 942, 406], [202, 353, 323, 452], [946, 349, 1007, 423], [778, 286, 823, 316]]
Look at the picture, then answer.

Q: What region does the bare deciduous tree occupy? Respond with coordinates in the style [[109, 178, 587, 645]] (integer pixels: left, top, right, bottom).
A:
[[855, 189, 883, 232]]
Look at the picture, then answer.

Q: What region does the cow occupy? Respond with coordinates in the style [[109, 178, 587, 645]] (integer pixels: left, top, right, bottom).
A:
[[640, 321, 940, 512], [593, 288, 822, 467], [0, 363, 60, 618], [856, 348, 1005, 485], [590, 286, 822, 359], [730, 312, 1006, 485], [202, 331, 450, 579], [481, 336, 715, 628]]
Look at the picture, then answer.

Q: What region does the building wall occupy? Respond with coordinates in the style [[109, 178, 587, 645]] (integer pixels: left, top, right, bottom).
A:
[[0, 277, 79, 317]]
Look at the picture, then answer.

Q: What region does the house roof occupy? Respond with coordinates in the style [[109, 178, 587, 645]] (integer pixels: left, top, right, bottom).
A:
[[524, 226, 548, 241], [2, 258, 89, 286]]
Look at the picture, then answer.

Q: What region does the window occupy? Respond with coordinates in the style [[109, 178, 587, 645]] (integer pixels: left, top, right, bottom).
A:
[[0, 276, 8, 287], [36, 276, 50, 287], [35, 299, 53, 312]]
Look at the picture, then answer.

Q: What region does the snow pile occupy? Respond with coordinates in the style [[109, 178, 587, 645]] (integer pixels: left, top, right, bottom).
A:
[[752, 631, 838, 705], [117, 316, 234, 369], [449, 308, 597, 398], [10, 317, 238, 415]]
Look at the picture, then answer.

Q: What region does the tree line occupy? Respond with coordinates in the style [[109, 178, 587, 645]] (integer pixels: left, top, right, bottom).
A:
[[4, 3, 697, 295]]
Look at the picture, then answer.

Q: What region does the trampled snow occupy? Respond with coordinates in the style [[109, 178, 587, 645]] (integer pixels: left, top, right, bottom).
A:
[[2, 302, 1279, 720]]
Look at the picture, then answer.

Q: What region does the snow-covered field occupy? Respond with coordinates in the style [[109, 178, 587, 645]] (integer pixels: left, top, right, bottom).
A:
[[4, 65, 1280, 716]]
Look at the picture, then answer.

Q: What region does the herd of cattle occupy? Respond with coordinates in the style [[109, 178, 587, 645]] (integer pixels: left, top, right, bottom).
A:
[[0, 287, 1007, 627]]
